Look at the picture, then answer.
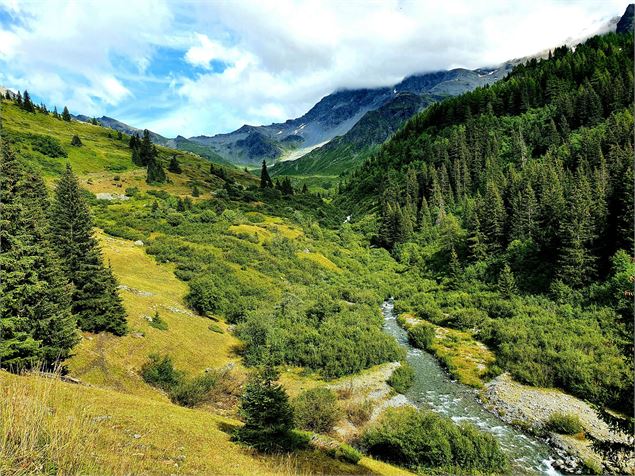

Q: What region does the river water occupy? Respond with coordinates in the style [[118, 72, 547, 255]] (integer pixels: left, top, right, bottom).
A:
[[381, 300, 559, 475]]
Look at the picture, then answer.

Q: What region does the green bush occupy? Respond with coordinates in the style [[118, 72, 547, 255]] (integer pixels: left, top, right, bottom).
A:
[[388, 362, 415, 394], [545, 412, 584, 435], [345, 399, 374, 426], [169, 371, 224, 407], [362, 407, 507, 473], [415, 301, 445, 324], [28, 133, 67, 157], [293, 388, 340, 433], [327, 443, 361, 464], [407, 322, 435, 350], [140, 354, 183, 391]]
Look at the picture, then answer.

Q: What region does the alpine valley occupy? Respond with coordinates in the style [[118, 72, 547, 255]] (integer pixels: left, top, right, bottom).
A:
[[0, 4, 633, 476]]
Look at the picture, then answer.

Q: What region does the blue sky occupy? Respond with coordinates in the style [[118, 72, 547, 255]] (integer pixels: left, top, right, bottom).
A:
[[0, 0, 626, 138]]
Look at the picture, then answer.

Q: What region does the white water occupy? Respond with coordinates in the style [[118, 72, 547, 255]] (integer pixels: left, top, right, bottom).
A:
[[381, 300, 560, 475]]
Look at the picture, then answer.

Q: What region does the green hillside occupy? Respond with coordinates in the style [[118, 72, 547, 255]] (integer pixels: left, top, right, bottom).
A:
[[340, 32, 634, 413], [2, 28, 633, 476], [0, 98, 418, 475]]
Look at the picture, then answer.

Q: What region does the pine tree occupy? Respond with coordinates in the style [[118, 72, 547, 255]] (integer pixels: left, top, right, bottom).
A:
[[557, 172, 596, 287], [510, 183, 538, 241], [70, 135, 83, 147], [146, 149, 167, 184], [192, 185, 200, 197], [52, 106, 60, 119], [260, 160, 273, 189], [168, 155, 182, 174], [448, 246, 462, 287], [117, 130, 123, 140], [16, 91, 22, 107], [234, 363, 294, 451], [301, 183, 308, 194], [139, 130, 154, 166], [417, 196, 432, 232], [479, 180, 506, 250], [62, 106, 71, 122], [0, 145, 78, 369], [22, 90, 35, 113], [50, 165, 127, 335], [498, 264, 517, 297]]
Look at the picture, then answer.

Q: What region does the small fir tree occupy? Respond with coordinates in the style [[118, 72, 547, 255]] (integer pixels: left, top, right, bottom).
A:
[[498, 264, 518, 298], [260, 160, 273, 189], [168, 155, 182, 174], [234, 363, 295, 451], [70, 135, 82, 147], [22, 90, 35, 113]]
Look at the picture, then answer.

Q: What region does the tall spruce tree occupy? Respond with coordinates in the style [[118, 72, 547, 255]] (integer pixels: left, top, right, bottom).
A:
[[0, 145, 78, 369], [50, 165, 127, 335], [557, 172, 596, 287], [146, 146, 167, 184], [260, 160, 273, 188], [139, 129, 154, 166], [22, 90, 35, 113], [62, 106, 71, 122]]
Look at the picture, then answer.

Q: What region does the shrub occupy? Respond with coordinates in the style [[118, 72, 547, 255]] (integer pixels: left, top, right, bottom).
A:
[[446, 307, 488, 330], [362, 407, 507, 473], [545, 412, 584, 435], [415, 301, 445, 323], [293, 388, 340, 433], [345, 399, 374, 426], [70, 135, 82, 147], [140, 354, 182, 391], [29, 133, 67, 157], [388, 362, 415, 394], [169, 371, 225, 407], [407, 322, 435, 350], [327, 444, 361, 464]]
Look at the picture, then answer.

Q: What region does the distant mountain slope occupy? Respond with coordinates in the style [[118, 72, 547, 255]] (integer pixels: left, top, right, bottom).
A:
[[74, 114, 170, 145], [189, 64, 513, 167], [617, 4, 634, 33], [189, 88, 393, 166], [270, 65, 514, 176], [73, 114, 230, 166], [270, 92, 435, 176]]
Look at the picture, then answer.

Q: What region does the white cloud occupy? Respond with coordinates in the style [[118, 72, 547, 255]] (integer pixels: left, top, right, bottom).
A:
[[0, 0, 171, 114], [0, 0, 627, 136]]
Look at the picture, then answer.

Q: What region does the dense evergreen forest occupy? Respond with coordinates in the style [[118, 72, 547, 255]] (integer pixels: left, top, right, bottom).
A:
[[340, 32, 634, 412]]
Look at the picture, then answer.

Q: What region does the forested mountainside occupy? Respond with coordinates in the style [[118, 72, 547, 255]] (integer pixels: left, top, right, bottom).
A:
[[340, 32, 634, 411]]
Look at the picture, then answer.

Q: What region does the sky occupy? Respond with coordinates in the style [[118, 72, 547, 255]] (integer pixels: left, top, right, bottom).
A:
[[0, 0, 626, 138]]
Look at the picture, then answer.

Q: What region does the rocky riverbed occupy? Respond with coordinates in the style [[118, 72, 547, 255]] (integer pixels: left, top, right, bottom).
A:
[[482, 373, 634, 473]]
